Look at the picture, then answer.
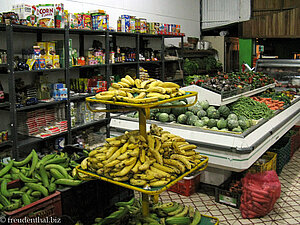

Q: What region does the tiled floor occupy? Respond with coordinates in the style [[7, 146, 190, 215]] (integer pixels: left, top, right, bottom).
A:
[[136, 149, 300, 224]]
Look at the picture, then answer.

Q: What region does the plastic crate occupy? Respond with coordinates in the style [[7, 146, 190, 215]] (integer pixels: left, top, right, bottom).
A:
[[290, 126, 300, 158], [4, 191, 61, 225], [291, 134, 300, 158], [59, 180, 101, 225], [98, 181, 134, 217], [247, 151, 277, 173], [168, 172, 201, 196], [270, 136, 291, 175], [215, 176, 242, 209]]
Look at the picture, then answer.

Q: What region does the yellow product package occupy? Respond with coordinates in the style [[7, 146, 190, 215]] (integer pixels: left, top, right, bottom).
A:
[[47, 42, 56, 55], [43, 55, 53, 69], [53, 55, 60, 68], [26, 59, 36, 71]]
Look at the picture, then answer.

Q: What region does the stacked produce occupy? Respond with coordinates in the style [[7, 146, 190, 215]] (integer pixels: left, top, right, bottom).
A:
[[80, 124, 204, 187], [230, 97, 274, 120], [250, 97, 285, 110], [91, 197, 214, 225], [95, 75, 186, 103], [0, 150, 82, 212], [195, 72, 274, 93], [128, 100, 253, 133]]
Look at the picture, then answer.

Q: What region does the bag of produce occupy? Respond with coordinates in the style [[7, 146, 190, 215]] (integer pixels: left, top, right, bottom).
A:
[[240, 171, 281, 218]]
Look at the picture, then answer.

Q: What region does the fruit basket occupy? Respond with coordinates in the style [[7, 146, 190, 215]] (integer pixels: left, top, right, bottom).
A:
[[76, 156, 208, 195], [82, 78, 207, 217]]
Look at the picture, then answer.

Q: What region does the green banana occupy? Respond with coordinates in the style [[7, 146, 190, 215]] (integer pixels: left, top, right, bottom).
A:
[[0, 160, 13, 177], [168, 204, 184, 216], [174, 205, 189, 217], [162, 202, 179, 214], [191, 210, 201, 225], [165, 216, 190, 225], [115, 197, 135, 207]]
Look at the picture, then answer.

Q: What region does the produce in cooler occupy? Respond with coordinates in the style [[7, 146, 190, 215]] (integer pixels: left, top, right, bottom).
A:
[[90, 197, 219, 225], [195, 72, 274, 93], [230, 97, 274, 120], [128, 99, 254, 133], [80, 124, 205, 187], [0, 150, 83, 212], [95, 76, 186, 103]]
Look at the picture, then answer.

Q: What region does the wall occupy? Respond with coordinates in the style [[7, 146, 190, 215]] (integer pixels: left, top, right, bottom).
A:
[[202, 0, 251, 30], [0, 0, 201, 45], [202, 36, 225, 71]]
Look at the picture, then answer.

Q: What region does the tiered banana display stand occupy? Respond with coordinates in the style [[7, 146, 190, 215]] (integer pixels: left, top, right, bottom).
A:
[[75, 91, 216, 223]]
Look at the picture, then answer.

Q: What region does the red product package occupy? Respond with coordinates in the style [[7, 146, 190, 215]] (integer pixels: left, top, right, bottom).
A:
[[240, 171, 281, 219]]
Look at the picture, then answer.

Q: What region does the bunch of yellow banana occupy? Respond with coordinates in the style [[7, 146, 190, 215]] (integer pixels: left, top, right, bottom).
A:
[[95, 75, 186, 103], [80, 124, 204, 188]]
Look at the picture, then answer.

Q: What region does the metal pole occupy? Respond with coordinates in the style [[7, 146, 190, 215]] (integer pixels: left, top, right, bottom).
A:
[[6, 25, 18, 159], [105, 30, 111, 138]]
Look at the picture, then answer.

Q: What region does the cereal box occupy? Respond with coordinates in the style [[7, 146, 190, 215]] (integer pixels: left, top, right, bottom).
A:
[[69, 13, 78, 29], [53, 55, 60, 68], [46, 42, 56, 55], [76, 13, 84, 29], [36, 4, 55, 28], [83, 13, 91, 29]]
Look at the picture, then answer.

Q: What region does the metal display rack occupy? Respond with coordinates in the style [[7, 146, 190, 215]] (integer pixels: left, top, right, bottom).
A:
[[0, 24, 184, 159], [76, 91, 210, 217]]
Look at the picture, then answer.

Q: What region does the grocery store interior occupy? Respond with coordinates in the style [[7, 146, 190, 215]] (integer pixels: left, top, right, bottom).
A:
[[0, 0, 299, 225]]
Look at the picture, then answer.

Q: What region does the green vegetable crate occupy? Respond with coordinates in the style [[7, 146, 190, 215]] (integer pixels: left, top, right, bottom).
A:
[[247, 151, 277, 174], [2, 180, 62, 225], [270, 136, 291, 175], [215, 175, 242, 209], [290, 126, 300, 158]]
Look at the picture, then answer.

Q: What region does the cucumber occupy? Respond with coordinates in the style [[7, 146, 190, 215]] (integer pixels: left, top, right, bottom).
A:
[[39, 164, 49, 188], [28, 149, 38, 176], [18, 173, 38, 183], [31, 191, 42, 198], [13, 151, 33, 167], [1, 180, 12, 197], [49, 169, 65, 180], [48, 183, 57, 193], [4, 201, 21, 211], [22, 193, 31, 206], [0, 194, 11, 207], [45, 164, 69, 179], [54, 179, 82, 187], [25, 183, 48, 197]]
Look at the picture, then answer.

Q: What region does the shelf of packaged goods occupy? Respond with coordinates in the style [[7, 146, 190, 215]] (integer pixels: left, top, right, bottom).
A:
[[110, 62, 138, 66], [109, 31, 139, 37], [16, 100, 67, 112], [181, 83, 276, 106], [11, 24, 65, 34], [14, 68, 65, 74], [110, 96, 300, 172], [69, 29, 106, 35], [139, 60, 162, 64], [0, 140, 12, 148], [70, 64, 106, 69], [76, 155, 208, 195], [17, 131, 68, 148], [71, 118, 109, 132], [0, 102, 10, 109], [70, 94, 94, 101]]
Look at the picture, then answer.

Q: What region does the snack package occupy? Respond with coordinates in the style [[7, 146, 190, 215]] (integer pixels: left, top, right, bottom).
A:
[[76, 13, 84, 29], [53, 55, 60, 68], [69, 13, 78, 29], [42, 55, 53, 69], [47, 42, 56, 55], [36, 4, 55, 28], [83, 13, 91, 29]]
